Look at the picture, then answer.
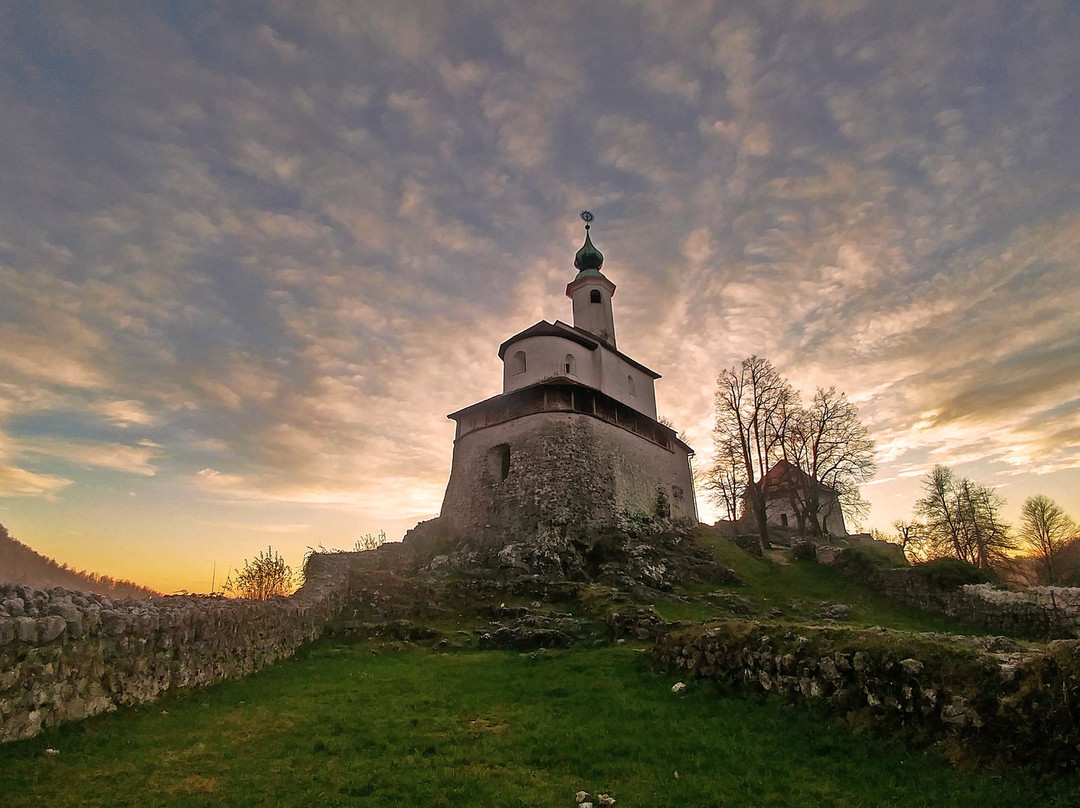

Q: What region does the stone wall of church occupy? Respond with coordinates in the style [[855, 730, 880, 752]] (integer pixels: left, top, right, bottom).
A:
[[440, 410, 696, 545], [0, 553, 355, 743]]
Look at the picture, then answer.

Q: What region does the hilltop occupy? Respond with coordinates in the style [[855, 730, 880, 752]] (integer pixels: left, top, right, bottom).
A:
[[0, 523, 156, 599]]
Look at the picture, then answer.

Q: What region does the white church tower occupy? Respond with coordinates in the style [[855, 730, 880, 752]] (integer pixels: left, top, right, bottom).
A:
[[566, 216, 617, 345], [440, 213, 696, 545]]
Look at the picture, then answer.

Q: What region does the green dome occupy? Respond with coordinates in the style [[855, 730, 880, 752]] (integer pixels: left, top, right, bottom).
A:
[[574, 228, 604, 271]]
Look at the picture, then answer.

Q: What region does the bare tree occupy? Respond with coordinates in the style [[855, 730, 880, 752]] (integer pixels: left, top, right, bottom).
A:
[[222, 547, 296, 600], [713, 356, 798, 550], [702, 433, 748, 523], [914, 466, 1015, 571], [1019, 495, 1077, 584], [782, 387, 875, 536], [892, 519, 926, 563]]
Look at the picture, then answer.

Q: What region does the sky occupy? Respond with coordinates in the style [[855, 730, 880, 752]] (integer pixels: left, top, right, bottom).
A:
[[1, 1, 1078, 594]]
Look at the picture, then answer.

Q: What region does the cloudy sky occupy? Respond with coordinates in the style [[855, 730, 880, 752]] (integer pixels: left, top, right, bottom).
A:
[[1, 1, 1078, 593]]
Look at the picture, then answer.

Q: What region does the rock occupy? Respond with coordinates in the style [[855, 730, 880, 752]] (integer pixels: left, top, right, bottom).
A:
[[575, 791, 590, 804], [39, 615, 67, 643], [0, 618, 14, 646], [979, 636, 1023, 653], [598, 794, 615, 806], [477, 626, 572, 651], [899, 658, 924, 675], [671, 682, 686, 693], [818, 601, 852, 620], [15, 616, 37, 643], [3, 598, 26, 617]]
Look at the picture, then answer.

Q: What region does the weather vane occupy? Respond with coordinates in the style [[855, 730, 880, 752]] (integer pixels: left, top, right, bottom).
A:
[[580, 210, 594, 230]]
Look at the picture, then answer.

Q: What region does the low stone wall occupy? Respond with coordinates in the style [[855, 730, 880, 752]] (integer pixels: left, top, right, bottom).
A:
[[0, 553, 356, 743], [655, 620, 1080, 774], [819, 549, 1080, 639]]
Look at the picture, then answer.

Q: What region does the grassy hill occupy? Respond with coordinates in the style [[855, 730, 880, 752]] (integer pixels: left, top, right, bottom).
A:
[[0, 523, 156, 598]]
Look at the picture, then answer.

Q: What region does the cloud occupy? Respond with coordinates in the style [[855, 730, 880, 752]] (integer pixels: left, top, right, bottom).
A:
[[0, 0, 1077, 549], [21, 439, 163, 477], [0, 465, 72, 498]]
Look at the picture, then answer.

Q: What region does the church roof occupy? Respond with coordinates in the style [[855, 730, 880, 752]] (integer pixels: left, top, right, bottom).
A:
[[497, 319, 661, 379], [497, 320, 598, 358], [753, 459, 840, 496]]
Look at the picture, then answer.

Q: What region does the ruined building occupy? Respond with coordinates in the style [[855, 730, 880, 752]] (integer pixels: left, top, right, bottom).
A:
[[439, 216, 697, 545]]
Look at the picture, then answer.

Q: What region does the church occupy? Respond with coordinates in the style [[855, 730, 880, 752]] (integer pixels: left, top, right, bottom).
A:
[[438, 214, 697, 546]]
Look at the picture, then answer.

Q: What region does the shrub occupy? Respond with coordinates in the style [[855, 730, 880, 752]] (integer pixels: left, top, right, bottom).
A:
[[223, 547, 296, 599], [834, 545, 900, 575], [910, 557, 992, 590], [791, 541, 817, 562]]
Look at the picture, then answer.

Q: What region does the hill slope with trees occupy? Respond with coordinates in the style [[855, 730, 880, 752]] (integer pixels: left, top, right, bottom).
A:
[[0, 523, 156, 598]]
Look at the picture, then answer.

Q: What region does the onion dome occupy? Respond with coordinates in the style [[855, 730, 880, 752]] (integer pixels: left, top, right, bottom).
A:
[[573, 211, 604, 271]]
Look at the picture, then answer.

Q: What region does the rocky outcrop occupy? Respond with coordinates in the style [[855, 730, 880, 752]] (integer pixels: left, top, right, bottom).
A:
[[0, 553, 355, 743], [413, 517, 739, 600]]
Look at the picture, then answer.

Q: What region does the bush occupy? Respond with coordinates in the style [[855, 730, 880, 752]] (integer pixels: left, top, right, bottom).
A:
[[910, 557, 992, 590], [834, 545, 900, 575], [223, 547, 296, 599], [791, 541, 817, 562]]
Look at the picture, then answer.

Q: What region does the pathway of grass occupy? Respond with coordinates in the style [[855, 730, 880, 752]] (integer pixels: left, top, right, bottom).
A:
[[3, 641, 1076, 807]]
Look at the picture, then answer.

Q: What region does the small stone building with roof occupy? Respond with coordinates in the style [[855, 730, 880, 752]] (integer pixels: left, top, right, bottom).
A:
[[740, 459, 849, 539], [438, 218, 697, 545]]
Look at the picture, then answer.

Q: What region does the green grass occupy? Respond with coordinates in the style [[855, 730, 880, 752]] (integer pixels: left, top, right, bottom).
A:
[[657, 535, 982, 634], [3, 641, 1075, 807]]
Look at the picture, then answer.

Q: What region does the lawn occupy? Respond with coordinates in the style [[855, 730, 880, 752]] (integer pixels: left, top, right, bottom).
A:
[[2, 640, 1075, 807]]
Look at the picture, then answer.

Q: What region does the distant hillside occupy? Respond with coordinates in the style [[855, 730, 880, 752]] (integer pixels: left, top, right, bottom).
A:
[[0, 522, 157, 598]]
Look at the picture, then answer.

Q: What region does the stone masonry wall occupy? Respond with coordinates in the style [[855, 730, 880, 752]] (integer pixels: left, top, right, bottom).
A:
[[819, 549, 1080, 639], [440, 411, 695, 545], [655, 621, 1080, 774], [0, 552, 356, 743]]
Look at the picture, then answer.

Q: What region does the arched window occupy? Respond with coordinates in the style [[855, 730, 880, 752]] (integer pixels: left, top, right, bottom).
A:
[[564, 354, 575, 375], [590, 289, 602, 304], [627, 374, 636, 396], [511, 350, 526, 375]]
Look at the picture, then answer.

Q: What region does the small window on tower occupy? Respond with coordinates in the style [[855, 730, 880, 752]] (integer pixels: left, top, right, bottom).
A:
[[487, 444, 511, 482], [511, 350, 526, 375], [565, 354, 575, 375], [627, 374, 636, 396], [590, 289, 601, 304], [780, 513, 789, 527]]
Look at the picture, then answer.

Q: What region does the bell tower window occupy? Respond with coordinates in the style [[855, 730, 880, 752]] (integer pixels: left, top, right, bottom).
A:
[[590, 289, 601, 304], [565, 354, 575, 375], [511, 350, 526, 375]]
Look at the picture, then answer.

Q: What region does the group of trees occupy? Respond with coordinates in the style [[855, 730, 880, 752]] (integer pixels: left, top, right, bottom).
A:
[[703, 356, 876, 548], [891, 467, 1078, 584], [896, 466, 1014, 571]]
